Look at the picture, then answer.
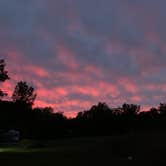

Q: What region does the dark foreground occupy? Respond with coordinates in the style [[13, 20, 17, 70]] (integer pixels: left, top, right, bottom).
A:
[[0, 132, 166, 166]]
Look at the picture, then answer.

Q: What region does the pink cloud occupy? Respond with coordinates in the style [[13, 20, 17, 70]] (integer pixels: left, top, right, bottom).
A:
[[25, 65, 49, 78], [2, 47, 163, 118], [131, 96, 142, 102], [56, 44, 79, 70], [118, 78, 139, 94]]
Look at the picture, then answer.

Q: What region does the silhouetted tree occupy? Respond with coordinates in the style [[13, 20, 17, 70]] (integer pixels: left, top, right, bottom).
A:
[[112, 107, 123, 116], [158, 103, 166, 115], [75, 102, 115, 136], [0, 59, 9, 97], [0, 59, 9, 82], [53, 112, 67, 121], [120, 103, 140, 133], [12, 81, 37, 107], [149, 107, 159, 117], [76, 102, 112, 120], [122, 103, 140, 115]]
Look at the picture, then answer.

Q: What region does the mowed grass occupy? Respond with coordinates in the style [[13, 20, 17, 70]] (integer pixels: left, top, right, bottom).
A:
[[0, 132, 166, 166]]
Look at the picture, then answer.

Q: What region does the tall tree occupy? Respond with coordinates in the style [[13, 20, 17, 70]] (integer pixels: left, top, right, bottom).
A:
[[12, 81, 37, 106], [0, 59, 10, 97]]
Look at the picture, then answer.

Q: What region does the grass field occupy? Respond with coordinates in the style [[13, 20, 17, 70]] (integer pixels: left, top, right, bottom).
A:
[[0, 132, 166, 166]]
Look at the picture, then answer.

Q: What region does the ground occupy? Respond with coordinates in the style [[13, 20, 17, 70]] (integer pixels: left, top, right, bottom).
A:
[[0, 132, 166, 166]]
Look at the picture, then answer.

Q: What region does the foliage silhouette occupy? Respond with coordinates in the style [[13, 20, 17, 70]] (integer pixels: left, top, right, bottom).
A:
[[122, 103, 140, 115], [1, 99, 166, 139], [0, 59, 9, 97], [12, 81, 37, 107], [0, 59, 9, 82], [1, 59, 166, 139]]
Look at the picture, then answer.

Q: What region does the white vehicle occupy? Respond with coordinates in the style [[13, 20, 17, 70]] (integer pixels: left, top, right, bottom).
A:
[[1, 129, 20, 143]]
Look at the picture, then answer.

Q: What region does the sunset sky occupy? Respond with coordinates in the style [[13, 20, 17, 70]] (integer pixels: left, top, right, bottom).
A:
[[1, 0, 166, 117]]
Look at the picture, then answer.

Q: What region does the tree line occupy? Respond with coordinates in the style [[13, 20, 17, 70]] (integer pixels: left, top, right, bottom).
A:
[[1, 59, 166, 139]]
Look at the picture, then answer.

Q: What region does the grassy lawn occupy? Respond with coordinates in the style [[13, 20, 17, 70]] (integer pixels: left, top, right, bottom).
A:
[[0, 132, 166, 166]]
